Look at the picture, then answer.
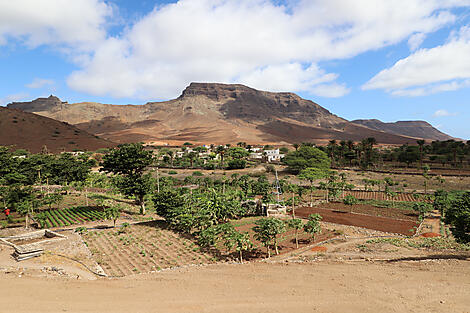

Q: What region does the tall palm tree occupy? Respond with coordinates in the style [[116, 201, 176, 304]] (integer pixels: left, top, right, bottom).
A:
[[417, 139, 425, 169], [328, 140, 337, 167]]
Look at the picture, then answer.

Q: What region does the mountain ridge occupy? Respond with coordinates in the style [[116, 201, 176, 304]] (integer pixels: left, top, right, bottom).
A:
[[6, 83, 452, 144]]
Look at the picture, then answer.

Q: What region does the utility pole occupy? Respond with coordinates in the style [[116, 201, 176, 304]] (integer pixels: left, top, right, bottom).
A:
[[273, 168, 282, 203], [157, 167, 160, 193]]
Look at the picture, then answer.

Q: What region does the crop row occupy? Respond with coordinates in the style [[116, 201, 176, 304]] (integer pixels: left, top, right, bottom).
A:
[[37, 207, 104, 228]]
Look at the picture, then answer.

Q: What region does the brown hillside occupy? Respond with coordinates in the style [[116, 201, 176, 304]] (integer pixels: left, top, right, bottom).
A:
[[351, 119, 454, 141], [0, 107, 115, 153], [7, 83, 450, 145]]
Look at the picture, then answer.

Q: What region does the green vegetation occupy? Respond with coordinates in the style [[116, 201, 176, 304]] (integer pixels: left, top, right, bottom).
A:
[[101, 143, 154, 214], [303, 214, 322, 241], [253, 217, 286, 257], [283, 145, 330, 174], [365, 237, 470, 251], [445, 192, 470, 243]]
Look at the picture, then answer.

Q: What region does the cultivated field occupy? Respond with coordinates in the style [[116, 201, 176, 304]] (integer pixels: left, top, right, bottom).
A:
[[295, 205, 420, 235], [82, 221, 215, 277]]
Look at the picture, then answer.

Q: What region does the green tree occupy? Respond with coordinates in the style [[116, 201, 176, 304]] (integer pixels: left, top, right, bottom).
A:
[[101, 143, 154, 214], [283, 145, 331, 174], [433, 190, 450, 217], [298, 167, 331, 206], [413, 202, 433, 220], [287, 218, 303, 248], [445, 192, 470, 243], [41, 191, 63, 209], [417, 139, 426, 168], [303, 213, 322, 241], [343, 195, 358, 213], [252, 218, 286, 257], [4, 185, 38, 228], [103, 203, 122, 226]]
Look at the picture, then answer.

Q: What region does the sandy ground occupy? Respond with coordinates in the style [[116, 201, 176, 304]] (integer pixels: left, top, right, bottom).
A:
[[1, 260, 469, 313]]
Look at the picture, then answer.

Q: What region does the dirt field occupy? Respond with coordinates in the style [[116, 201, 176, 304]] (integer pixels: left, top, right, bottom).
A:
[[338, 169, 470, 192], [315, 202, 417, 220], [1, 260, 469, 313], [343, 190, 427, 202], [295, 206, 419, 235], [232, 217, 337, 259], [83, 221, 215, 277]]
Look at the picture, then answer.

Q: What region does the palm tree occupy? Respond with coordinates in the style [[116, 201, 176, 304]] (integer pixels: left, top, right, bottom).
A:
[[188, 152, 197, 168], [328, 140, 337, 167], [216, 146, 226, 168], [417, 139, 425, 169], [167, 150, 174, 168]]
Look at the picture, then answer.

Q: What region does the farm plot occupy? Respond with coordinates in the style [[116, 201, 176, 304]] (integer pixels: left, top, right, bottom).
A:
[[228, 217, 338, 259], [82, 221, 215, 277], [343, 190, 425, 202], [316, 202, 417, 221], [295, 206, 419, 236], [36, 207, 104, 228]]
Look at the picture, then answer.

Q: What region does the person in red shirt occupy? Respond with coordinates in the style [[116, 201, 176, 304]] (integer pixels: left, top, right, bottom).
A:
[[4, 208, 10, 217]]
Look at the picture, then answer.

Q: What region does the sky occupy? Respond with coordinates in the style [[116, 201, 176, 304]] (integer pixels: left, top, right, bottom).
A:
[[0, 0, 469, 139]]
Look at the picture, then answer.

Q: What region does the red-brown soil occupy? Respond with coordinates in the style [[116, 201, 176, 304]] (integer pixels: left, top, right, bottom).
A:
[[316, 202, 417, 220], [232, 217, 337, 259], [294, 206, 419, 235], [343, 190, 425, 202], [421, 232, 440, 238], [311, 246, 328, 252], [0, 107, 115, 153]]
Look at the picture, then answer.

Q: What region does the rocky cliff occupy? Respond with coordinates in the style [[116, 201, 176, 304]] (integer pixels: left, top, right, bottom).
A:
[[7, 83, 451, 145]]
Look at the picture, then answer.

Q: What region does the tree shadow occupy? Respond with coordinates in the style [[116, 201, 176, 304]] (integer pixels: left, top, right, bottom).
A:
[[385, 254, 470, 263]]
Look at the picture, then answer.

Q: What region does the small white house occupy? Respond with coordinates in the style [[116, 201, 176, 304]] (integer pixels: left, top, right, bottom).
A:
[[264, 149, 284, 162], [249, 152, 263, 160]]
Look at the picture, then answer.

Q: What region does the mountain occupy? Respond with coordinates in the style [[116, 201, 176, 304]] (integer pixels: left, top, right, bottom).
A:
[[6, 83, 451, 145], [351, 119, 454, 141], [0, 107, 115, 153]]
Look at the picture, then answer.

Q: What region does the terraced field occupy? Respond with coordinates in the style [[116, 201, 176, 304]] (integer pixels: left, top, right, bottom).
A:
[[36, 207, 104, 228], [343, 190, 427, 202], [82, 221, 215, 277]]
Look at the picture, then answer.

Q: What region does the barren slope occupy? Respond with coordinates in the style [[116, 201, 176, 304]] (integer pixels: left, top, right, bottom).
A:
[[8, 83, 447, 144], [0, 107, 115, 153], [351, 119, 454, 141]]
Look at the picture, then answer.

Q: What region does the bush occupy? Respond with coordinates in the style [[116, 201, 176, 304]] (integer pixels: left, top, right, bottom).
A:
[[343, 195, 358, 206], [227, 159, 246, 169], [445, 192, 470, 243], [168, 170, 177, 175], [192, 171, 204, 176], [413, 202, 433, 219]]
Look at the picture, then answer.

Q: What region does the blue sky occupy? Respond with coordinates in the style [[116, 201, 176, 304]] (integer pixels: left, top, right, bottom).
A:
[[1, 0, 469, 139]]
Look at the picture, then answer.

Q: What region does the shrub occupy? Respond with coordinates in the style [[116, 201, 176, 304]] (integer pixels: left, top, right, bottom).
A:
[[192, 171, 204, 176], [343, 195, 358, 206], [227, 159, 246, 169], [168, 170, 177, 175]]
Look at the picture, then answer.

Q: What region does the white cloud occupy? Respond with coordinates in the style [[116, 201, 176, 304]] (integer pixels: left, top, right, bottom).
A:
[[0, 93, 30, 106], [408, 33, 426, 51], [65, 0, 470, 100], [433, 109, 457, 117], [0, 0, 112, 50], [363, 26, 470, 95], [26, 78, 55, 89]]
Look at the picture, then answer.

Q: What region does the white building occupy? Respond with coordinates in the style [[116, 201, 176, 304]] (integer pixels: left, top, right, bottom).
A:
[[264, 149, 284, 163]]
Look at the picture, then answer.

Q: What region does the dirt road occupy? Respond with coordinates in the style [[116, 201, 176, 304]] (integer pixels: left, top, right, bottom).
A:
[[2, 261, 469, 313]]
